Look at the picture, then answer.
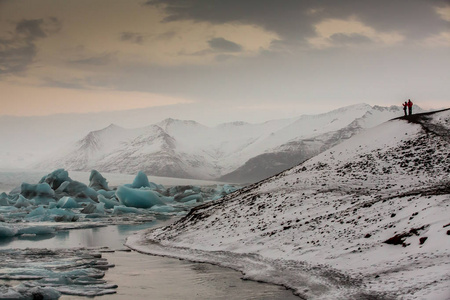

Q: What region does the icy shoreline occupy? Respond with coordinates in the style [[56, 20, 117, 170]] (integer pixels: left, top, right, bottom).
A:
[[126, 230, 390, 300]]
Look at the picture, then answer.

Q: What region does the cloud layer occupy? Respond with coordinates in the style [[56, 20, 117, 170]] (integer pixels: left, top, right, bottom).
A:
[[0, 0, 449, 118]]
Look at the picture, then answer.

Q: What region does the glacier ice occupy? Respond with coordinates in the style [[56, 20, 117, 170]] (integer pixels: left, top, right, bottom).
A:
[[17, 226, 55, 236], [116, 185, 165, 208], [174, 193, 203, 203], [89, 170, 110, 191], [0, 169, 241, 299], [112, 205, 142, 215], [39, 168, 71, 190], [97, 194, 120, 209], [0, 169, 239, 223], [0, 248, 118, 298], [0, 225, 17, 238], [13, 195, 31, 208], [56, 197, 79, 209], [21, 183, 55, 199], [131, 171, 151, 188]]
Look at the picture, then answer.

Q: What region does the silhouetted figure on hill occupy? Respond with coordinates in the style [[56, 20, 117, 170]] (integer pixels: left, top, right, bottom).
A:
[[402, 101, 407, 116], [407, 99, 413, 115]]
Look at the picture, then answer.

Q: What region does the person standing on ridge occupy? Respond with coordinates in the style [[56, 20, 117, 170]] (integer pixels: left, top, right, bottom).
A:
[[402, 101, 408, 116], [407, 99, 413, 115]]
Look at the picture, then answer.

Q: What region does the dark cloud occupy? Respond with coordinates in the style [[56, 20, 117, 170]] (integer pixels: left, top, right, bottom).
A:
[[120, 32, 144, 44], [0, 39, 36, 74], [41, 77, 88, 90], [68, 53, 114, 66], [144, 0, 449, 43], [208, 37, 242, 52], [329, 33, 372, 45], [16, 19, 47, 39], [156, 30, 177, 40], [0, 17, 61, 76]]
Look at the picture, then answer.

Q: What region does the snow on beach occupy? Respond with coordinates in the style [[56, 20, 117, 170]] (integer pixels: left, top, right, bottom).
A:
[[127, 109, 450, 299]]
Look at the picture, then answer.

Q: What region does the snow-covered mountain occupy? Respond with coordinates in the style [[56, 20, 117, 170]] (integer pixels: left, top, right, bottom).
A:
[[36, 104, 422, 182], [128, 109, 450, 299]]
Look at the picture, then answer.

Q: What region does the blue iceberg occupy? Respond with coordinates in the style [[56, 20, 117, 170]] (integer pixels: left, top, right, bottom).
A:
[[116, 186, 165, 208]]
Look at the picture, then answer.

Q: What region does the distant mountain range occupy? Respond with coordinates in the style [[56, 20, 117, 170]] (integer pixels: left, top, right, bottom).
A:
[[35, 104, 421, 183]]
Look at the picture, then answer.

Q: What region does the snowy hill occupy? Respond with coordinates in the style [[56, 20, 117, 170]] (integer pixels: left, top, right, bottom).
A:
[[36, 104, 422, 182], [127, 109, 450, 299]]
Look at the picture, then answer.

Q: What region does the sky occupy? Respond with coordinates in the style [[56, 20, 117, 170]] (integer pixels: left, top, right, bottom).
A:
[[0, 0, 449, 123]]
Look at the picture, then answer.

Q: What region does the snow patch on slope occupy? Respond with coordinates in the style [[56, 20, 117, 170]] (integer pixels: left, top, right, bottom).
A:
[[128, 109, 450, 299]]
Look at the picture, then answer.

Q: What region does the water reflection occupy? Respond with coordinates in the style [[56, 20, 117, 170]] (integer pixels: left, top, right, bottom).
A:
[[1, 223, 300, 300], [0, 223, 159, 250], [61, 251, 299, 300]]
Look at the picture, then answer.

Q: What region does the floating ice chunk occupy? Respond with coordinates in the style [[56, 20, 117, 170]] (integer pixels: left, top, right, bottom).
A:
[[150, 205, 176, 213], [56, 197, 80, 209], [18, 226, 55, 236], [55, 181, 71, 193], [221, 184, 238, 194], [62, 181, 98, 201], [112, 205, 142, 215], [0, 193, 10, 206], [89, 170, 110, 191], [0, 224, 17, 238], [116, 186, 165, 208], [97, 195, 120, 209], [26, 206, 76, 222], [97, 190, 116, 199], [80, 202, 105, 215], [131, 171, 151, 189], [174, 193, 203, 203], [33, 196, 56, 206], [95, 203, 106, 214], [8, 186, 21, 195], [21, 183, 55, 199], [15, 284, 61, 299], [0, 285, 23, 299], [39, 168, 72, 190], [27, 206, 47, 218], [14, 195, 31, 208], [128, 171, 164, 190]]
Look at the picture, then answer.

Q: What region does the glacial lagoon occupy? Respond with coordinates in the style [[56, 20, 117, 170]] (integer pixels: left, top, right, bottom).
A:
[[0, 169, 299, 299]]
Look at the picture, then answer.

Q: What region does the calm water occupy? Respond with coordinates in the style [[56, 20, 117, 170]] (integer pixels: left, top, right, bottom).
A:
[[1, 223, 300, 300]]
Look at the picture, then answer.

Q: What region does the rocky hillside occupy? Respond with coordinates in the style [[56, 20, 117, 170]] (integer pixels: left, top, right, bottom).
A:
[[128, 109, 450, 299]]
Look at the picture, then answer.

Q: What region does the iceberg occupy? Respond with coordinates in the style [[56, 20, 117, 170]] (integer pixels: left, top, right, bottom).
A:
[[97, 194, 120, 209], [0, 248, 117, 298], [0, 169, 240, 225], [21, 183, 55, 199], [14, 195, 31, 208], [0, 224, 17, 238], [17, 226, 55, 236], [174, 193, 203, 203], [116, 186, 165, 208], [112, 205, 142, 215], [89, 170, 110, 191], [39, 168, 72, 190], [0, 193, 10, 206], [97, 189, 116, 198], [56, 197, 80, 209]]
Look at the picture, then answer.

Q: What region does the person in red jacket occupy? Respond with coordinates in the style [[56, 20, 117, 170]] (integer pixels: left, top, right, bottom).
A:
[[402, 101, 408, 116], [407, 99, 413, 115]]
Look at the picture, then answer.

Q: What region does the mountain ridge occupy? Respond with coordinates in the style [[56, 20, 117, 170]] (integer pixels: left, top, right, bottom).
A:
[[34, 104, 425, 182]]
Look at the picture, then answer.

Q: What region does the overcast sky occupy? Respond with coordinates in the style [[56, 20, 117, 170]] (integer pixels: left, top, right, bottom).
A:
[[1, 0, 449, 123]]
